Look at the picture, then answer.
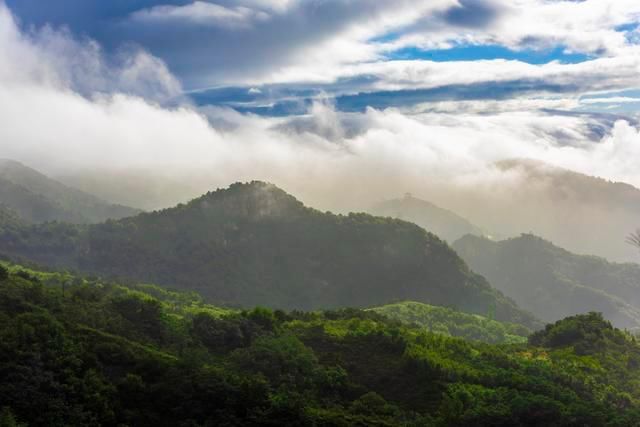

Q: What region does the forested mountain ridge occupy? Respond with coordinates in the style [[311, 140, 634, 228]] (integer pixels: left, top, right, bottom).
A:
[[370, 301, 530, 344], [0, 181, 539, 328], [0, 159, 140, 224], [453, 233, 640, 330], [369, 194, 483, 243], [1, 262, 640, 426]]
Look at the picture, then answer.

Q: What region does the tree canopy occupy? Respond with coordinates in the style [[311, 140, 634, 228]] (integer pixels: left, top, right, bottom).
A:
[[1, 261, 640, 426], [0, 181, 538, 329]]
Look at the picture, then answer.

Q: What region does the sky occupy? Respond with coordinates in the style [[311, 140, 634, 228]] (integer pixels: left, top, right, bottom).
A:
[[1, 0, 640, 212], [6, 0, 640, 111]]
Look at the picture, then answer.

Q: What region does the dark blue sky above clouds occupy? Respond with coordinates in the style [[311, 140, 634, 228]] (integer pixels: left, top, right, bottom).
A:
[[3, 0, 640, 115], [6, 0, 640, 115], [8, 0, 420, 88]]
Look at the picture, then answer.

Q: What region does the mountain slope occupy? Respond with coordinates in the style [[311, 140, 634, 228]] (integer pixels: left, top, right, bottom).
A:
[[2, 262, 640, 426], [0, 181, 538, 328], [369, 301, 530, 344], [453, 233, 640, 329], [0, 159, 140, 223], [369, 194, 483, 242], [444, 159, 640, 262], [0, 204, 23, 231]]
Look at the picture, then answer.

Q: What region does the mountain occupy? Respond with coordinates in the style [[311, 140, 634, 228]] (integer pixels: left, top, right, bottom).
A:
[[2, 261, 640, 426], [368, 194, 483, 243], [0, 159, 140, 223], [439, 159, 640, 262], [369, 301, 530, 344], [453, 233, 640, 329], [54, 159, 640, 262], [0, 181, 538, 328]]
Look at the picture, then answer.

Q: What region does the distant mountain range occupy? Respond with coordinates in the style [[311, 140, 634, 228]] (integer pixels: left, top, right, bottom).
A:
[[453, 233, 640, 330], [50, 158, 640, 262], [443, 159, 640, 262], [4, 158, 640, 333], [369, 194, 483, 243], [0, 159, 140, 224], [0, 181, 539, 328]]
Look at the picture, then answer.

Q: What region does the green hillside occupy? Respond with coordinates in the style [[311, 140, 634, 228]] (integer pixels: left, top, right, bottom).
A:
[[370, 301, 530, 344], [369, 194, 483, 243], [0, 181, 538, 328], [453, 233, 640, 329], [0, 159, 140, 224], [1, 262, 640, 426]]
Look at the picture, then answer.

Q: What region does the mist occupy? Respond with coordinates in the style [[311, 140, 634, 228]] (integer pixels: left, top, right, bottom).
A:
[[2, 3, 640, 262]]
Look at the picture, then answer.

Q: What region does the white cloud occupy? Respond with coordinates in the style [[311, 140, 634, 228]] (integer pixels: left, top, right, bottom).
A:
[[580, 96, 640, 104], [1, 2, 639, 194], [382, 0, 640, 56], [162, 0, 640, 93], [121, 0, 452, 88], [140, 0, 640, 89], [255, 52, 640, 98], [406, 98, 579, 114], [0, 6, 181, 102], [4, 2, 640, 263], [8, 0, 640, 92], [130, 1, 270, 29]]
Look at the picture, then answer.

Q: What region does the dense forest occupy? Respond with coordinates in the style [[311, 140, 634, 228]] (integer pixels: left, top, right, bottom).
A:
[[453, 234, 640, 330], [370, 301, 530, 344], [2, 262, 640, 426], [0, 181, 538, 328]]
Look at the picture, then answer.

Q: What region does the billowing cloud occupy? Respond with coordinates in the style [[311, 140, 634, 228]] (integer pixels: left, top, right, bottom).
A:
[[0, 5, 181, 101], [130, 1, 270, 29], [5, 0, 640, 91], [2, 3, 640, 262], [0, 2, 638, 192], [102, 0, 447, 88]]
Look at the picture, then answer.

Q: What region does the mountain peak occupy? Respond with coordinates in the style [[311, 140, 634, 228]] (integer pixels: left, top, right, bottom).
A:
[[184, 181, 305, 220], [529, 312, 619, 353], [369, 194, 482, 242]]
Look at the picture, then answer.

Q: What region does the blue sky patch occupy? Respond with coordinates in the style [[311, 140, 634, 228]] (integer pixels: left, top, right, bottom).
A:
[[385, 44, 592, 64]]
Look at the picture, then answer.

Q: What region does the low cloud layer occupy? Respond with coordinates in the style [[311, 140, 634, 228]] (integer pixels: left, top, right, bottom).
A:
[[1, 3, 639, 195], [2, 3, 640, 262]]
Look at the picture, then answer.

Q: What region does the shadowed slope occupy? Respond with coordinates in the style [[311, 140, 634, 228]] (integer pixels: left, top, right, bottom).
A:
[[454, 233, 640, 329], [0, 181, 538, 328]]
